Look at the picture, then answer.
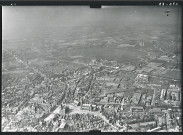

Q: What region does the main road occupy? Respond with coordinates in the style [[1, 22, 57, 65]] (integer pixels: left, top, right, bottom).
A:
[[4, 49, 51, 82]]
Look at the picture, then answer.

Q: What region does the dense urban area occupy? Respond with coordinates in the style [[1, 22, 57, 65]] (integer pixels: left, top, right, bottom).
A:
[[2, 7, 182, 132]]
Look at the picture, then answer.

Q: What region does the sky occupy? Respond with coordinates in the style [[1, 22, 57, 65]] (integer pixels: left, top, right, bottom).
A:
[[2, 6, 182, 40]]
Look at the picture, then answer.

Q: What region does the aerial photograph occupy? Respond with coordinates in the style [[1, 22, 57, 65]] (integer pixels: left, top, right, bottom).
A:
[[2, 5, 182, 132]]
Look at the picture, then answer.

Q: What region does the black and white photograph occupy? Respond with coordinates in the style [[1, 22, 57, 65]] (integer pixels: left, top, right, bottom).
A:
[[2, 3, 182, 132]]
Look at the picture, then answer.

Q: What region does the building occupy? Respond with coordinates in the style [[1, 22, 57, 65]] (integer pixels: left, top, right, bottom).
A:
[[136, 74, 149, 83], [96, 77, 115, 82], [132, 93, 142, 104], [129, 106, 144, 116], [106, 82, 119, 88], [115, 97, 122, 103], [74, 100, 80, 106], [107, 93, 114, 98], [81, 104, 92, 111], [108, 97, 114, 102], [167, 84, 181, 101], [160, 89, 167, 100], [100, 97, 108, 103], [140, 121, 157, 127], [115, 92, 124, 97], [91, 104, 97, 111], [146, 96, 152, 106], [149, 108, 164, 115], [130, 106, 144, 113]]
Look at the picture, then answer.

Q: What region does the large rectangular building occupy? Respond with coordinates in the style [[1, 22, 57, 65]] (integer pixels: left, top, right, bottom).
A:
[[132, 93, 142, 104], [81, 104, 91, 111], [160, 89, 167, 100], [130, 106, 144, 112]]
